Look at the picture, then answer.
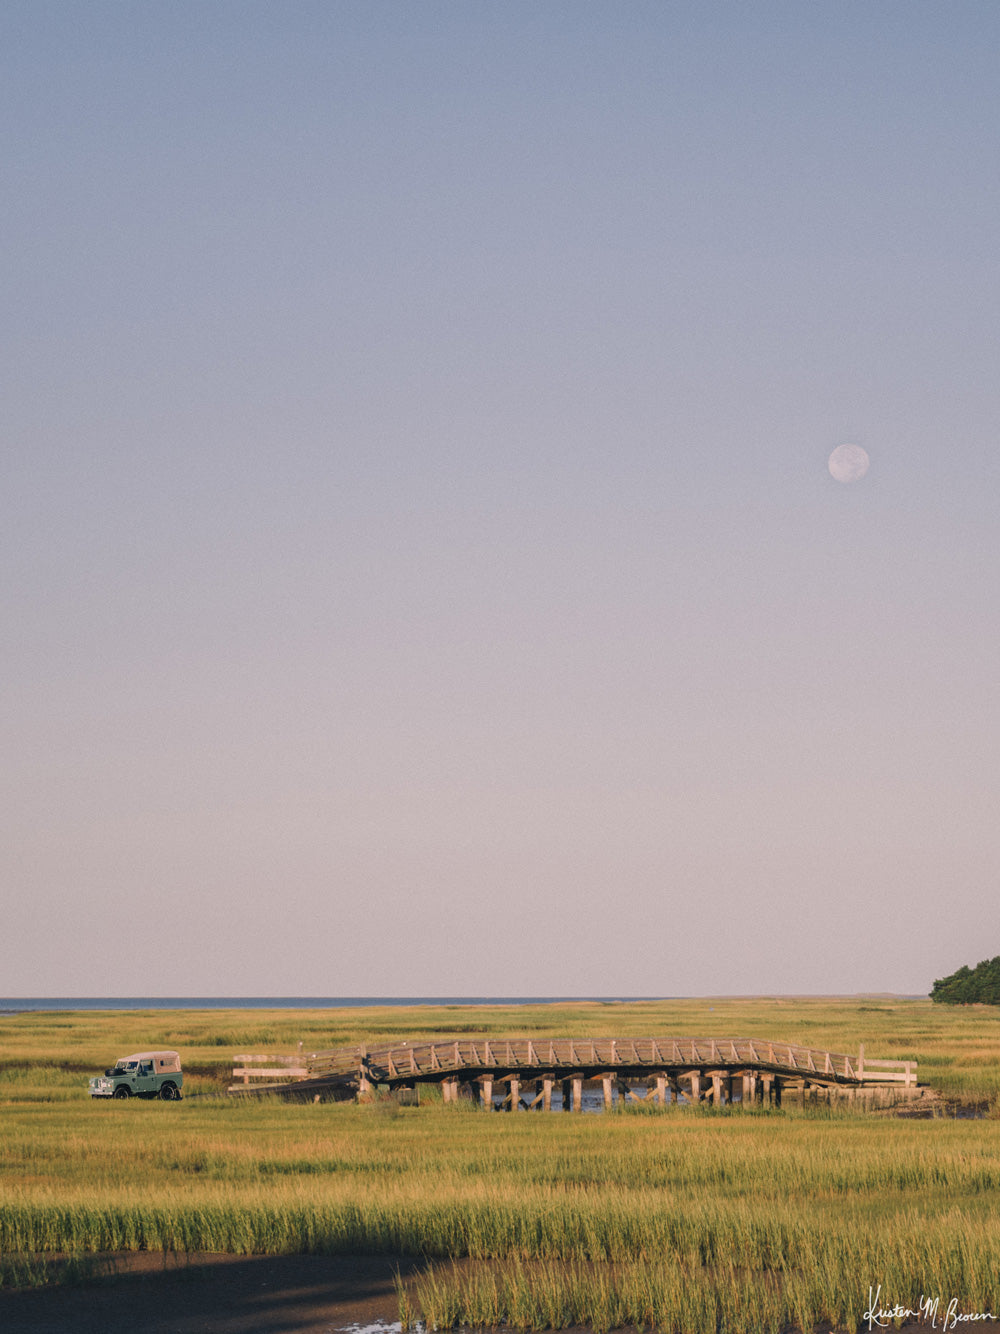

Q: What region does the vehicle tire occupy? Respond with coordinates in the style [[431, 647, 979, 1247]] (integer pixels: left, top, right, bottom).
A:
[[113, 1086, 130, 1099], [159, 1082, 177, 1101]]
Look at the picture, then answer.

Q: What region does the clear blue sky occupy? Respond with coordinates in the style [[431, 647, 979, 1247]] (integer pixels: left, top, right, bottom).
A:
[[2, 2, 997, 996]]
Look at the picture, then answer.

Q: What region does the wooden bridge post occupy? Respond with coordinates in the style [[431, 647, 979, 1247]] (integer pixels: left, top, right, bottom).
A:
[[602, 1076, 614, 1110], [761, 1073, 773, 1105], [509, 1076, 520, 1111], [689, 1072, 701, 1103], [479, 1076, 493, 1109], [571, 1076, 583, 1112], [742, 1073, 752, 1103], [441, 1077, 459, 1104], [542, 1077, 553, 1112], [711, 1073, 722, 1104]]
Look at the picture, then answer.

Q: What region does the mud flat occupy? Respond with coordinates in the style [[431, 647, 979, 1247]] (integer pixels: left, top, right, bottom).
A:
[[0, 1253, 424, 1334]]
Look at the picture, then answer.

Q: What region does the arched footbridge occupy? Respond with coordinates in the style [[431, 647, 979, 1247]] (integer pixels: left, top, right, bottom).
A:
[[230, 1036, 918, 1108]]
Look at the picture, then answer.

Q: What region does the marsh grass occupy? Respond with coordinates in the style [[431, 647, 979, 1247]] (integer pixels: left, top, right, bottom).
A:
[[3, 1000, 1000, 1325], [402, 1224, 1000, 1334], [0, 1250, 114, 1292], [3, 995, 998, 1095], [401, 1217, 1000, 1334]]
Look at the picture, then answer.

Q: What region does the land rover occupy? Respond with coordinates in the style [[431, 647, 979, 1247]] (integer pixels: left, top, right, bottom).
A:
[[89, 1050, 183, 1100]]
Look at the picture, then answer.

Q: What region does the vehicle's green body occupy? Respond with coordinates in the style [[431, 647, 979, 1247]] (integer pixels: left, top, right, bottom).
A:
[[89, 1050, 183, 1100]]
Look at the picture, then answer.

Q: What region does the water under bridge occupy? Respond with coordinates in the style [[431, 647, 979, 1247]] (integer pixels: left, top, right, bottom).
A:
[[230, 1036, 918, 1108]]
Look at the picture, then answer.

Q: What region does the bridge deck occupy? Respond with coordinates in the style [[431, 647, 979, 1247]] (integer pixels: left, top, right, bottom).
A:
[[230, 1036, 917, 1097]]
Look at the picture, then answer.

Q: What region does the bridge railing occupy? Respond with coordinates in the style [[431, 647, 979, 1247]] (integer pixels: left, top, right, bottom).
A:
[[300, 1036, 914, 1085], [304, 1045, 365, 1079]]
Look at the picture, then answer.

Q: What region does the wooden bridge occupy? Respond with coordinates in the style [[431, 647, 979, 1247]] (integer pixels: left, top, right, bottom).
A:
[[230, 1036, 918, 1108]]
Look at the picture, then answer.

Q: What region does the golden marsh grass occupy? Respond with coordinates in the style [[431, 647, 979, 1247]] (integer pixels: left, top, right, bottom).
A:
[[2, 997, 999, 1327]]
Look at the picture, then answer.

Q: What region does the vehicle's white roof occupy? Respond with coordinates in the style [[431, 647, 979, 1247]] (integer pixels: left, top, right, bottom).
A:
[[120, 1051, 180, 1061]]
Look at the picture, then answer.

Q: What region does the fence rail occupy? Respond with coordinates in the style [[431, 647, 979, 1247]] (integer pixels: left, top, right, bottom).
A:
[[228, 1054, 309, 1091]]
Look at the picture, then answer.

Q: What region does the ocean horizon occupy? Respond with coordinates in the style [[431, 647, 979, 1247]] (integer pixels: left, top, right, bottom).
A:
[[0, 996, 666, 1013]]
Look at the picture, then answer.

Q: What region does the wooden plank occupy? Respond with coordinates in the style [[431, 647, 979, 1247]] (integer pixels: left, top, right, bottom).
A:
[[859, 1071, 915, 1083], [233, 1054, 303, 1064], [232, 1068, 308, 1079]]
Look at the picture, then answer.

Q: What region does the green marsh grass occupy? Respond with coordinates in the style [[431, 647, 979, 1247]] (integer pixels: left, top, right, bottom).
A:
[[3, 999, 1000, 1325]]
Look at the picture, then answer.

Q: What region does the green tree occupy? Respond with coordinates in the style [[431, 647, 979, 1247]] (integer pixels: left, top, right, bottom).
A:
[[931, 956, 1000, 1005]]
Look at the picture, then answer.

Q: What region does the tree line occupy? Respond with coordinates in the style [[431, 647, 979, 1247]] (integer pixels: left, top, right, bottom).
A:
[[931, 955, 1000, 1005]]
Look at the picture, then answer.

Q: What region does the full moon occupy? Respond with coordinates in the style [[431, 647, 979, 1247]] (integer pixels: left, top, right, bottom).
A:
[[828, 443, 870, 483]]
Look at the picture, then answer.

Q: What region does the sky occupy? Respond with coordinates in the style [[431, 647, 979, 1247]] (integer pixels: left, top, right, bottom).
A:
[[2, 2, 998, 998]]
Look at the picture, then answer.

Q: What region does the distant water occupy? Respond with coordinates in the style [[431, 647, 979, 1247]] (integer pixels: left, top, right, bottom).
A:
[[0, 996, 658, 1013]]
